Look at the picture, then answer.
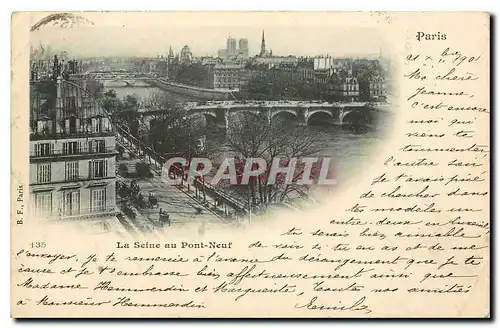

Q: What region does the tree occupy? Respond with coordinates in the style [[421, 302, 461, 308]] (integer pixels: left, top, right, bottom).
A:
[[145, 92, 205, 158], [219, 113, 326, 208], [357, 70, 372, 102], [175, 63, 212, 88], [117, 146, 125, 160], [241, 74, 273, 100], [104, 89, 117, 98], [136, 162, 152, 179], [123, 95, 139, 110], [102, 89, 122, 112], [118, 163, 129, 177]]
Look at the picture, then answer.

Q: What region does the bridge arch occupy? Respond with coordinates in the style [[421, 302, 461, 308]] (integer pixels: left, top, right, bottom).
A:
[[186, 112, 211, 128], [104, 80, 130, 88], [306, 110, 334, 125], [270, 109, 298, 120], [270, 109, 298, 124], [187, 109, 217, 118], [186, 110, 218, 128], [341, 110, 370, 126]]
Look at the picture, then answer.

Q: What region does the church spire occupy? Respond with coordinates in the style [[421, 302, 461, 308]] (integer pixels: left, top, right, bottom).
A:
[[260, 30, 266, 57]]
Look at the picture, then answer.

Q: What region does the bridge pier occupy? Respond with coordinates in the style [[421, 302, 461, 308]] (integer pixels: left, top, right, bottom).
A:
[[216, 109, 228, 130], [259, 109, 271, 124], [297, 108, 307, 126], [336, 106, 345, 125]]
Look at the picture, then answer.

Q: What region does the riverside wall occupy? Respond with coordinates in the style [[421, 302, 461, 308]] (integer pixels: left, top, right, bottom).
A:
[[152, 79, 231, 101]]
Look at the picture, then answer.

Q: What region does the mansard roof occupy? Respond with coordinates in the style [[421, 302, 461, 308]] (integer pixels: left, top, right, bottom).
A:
[[30, 79, 110, 123]]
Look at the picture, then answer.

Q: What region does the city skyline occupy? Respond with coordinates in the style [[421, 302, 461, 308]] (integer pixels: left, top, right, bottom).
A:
[[31, 25, 387, 59]]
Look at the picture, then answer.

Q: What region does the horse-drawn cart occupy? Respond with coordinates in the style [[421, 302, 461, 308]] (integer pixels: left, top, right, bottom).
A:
[[159, 209, 171, 226]]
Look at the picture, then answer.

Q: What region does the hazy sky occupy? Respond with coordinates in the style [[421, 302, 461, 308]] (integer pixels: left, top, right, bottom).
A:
[[30, 13, 388, 58]]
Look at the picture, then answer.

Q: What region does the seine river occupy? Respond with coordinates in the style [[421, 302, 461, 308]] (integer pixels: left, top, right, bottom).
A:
[[105, 85, 394, 188]]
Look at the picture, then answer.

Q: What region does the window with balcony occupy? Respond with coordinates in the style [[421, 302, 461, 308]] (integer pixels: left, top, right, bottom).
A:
[[68, 117, 77, 134], [63, 141, 80, 155], [91, 188, 106, 212], [92, 118, 102, 133], [36, 120, 52, 135], [65, 161, 79, 181], [34, 143, 53, 156], [89, 160, 107, 179], [63, 190, 80, 216], [37, 163, 51, 183], [35, 192, 52, 217], [88, 140, 106, 153], [101, 117, 110, 132]]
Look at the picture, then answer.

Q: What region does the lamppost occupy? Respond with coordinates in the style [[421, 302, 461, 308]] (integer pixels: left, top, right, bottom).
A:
[[202, 174, 206, 203], [181, 116, 192, 193]]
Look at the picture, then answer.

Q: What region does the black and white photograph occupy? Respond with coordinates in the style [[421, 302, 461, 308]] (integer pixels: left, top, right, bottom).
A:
[[28, 13, 394, 236]]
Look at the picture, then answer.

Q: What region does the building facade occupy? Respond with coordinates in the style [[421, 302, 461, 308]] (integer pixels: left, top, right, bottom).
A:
[[326, 75, 360, 101], [213, 63, 245, 90], [29, 77, 117, 221], [217, 49, 229, 59], [369, 75, 386, 101], [200, 57, 220, 66], [313, 56, 347, 71], [252, 55, 298, 68]]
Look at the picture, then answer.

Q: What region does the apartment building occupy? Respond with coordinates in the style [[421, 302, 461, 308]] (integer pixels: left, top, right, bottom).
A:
[[29, 76, 117, 220], [213, 63, 245, 90], [324, 74, 360, 102], [369, 75, 387, 101]]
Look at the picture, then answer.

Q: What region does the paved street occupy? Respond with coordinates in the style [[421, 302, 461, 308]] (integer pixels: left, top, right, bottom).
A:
[[116, 156, 236, 236], [135, 175, 226, 227]]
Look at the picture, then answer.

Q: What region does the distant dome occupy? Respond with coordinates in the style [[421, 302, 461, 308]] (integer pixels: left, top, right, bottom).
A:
[[180, 45, 192, 62]]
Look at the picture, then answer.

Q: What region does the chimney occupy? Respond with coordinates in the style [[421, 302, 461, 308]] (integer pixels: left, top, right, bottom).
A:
[[56, 75, 63, 98], [55, 76, 64, 134]]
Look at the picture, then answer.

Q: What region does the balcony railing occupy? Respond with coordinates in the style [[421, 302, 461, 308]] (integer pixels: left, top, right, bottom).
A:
[[30, 146, 118, 158], [31, 175, 115, 186], [30, 130, 115, 141], [37, 206, 117, 220]]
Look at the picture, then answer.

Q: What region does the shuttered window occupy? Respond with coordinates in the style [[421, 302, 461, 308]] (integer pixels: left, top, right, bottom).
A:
[[34, 143, 53, 156], [90, 188, 106, 212], [65, 161, 79, 181], [37, 163, 51, 183], [88, 140, 105, 153], [35, 192, 52, 217], [63, 141, 81, 155], [63, 190, 80, 216], [88, 160, 107, 178]]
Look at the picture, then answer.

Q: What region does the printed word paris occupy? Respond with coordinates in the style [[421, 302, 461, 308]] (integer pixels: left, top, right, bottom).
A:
[[416, 32, 447, 41]]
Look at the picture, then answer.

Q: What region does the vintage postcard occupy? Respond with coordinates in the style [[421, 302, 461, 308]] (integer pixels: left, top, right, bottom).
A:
[[11, 12, 490, 318]]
